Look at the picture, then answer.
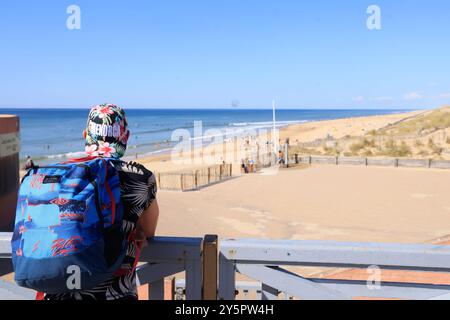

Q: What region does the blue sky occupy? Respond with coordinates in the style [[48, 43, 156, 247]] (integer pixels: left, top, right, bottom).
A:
[[0, 0, 449, 109]]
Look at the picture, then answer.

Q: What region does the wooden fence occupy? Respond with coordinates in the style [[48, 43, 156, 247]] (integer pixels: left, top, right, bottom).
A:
[[291, 155, 450, 170], [156, 164, 233, 191]]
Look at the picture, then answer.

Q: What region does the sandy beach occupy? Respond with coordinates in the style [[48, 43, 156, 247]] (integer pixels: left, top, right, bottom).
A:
[[137, 107, 449, 174], [133, 107, 450, 245], [155, 165, 450, 244], [16, 108, 450, 244]]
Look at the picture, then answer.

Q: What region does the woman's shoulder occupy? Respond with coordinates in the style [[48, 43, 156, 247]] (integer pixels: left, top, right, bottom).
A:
[[111, 159, 155, 179]]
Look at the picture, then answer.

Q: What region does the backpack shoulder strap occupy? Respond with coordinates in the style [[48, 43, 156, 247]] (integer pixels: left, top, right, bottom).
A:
[[63, 156, 99, 164]]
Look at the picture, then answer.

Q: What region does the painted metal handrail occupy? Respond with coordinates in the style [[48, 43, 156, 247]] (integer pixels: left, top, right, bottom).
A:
[[2, 233, 450, 300], [218, 238, 450, 300], [0, 233, 203, 300]]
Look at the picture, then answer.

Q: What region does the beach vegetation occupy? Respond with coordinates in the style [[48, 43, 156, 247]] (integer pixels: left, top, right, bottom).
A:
[[349, 138, 376, 155], [323, 146, 340, 156], [417, 150, 429, 157], [380, 139, 412, 157], [343, 152, 353, 157], [349, 142, 364, 154], [362, 149, 373, 156], [378, 107, 450, 136], [428, 138, 443, 155]]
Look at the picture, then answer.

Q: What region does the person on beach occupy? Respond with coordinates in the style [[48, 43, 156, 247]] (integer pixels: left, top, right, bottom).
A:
[[278, 150, 285, 165], [241, 159, 247, 174], [23, 155, 35, 170], [45, 103, 159, 300]]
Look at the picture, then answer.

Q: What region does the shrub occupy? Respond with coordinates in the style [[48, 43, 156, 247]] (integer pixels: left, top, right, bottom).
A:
[[417, 150, 429, 157], [363, 149, 373, 156], [349, 139, 375, 154], [398, 141, 412, 157], [414, 140, 424, 147], [382, 139, 412, 157], [428, 138, 443, 155]]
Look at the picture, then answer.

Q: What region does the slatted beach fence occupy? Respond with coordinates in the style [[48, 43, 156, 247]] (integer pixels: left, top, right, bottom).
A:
[[290, 154, 450, 170], [156, 163, 233, 191]]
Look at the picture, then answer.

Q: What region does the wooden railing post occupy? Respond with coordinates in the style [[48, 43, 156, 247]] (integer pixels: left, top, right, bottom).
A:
[[207, 167, 211, 184], [202, 235, 218, 300], [195, 170, 199, 189]]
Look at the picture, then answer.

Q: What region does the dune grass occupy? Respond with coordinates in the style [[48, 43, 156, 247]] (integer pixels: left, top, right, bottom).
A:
[[378, 107, 450, 136]]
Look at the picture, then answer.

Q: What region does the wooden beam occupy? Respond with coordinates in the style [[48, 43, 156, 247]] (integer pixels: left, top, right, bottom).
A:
[[202, 235, 218, 300]]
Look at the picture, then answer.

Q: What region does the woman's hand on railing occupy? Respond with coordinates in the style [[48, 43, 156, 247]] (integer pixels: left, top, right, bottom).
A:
[[134, 229, 149, 250]]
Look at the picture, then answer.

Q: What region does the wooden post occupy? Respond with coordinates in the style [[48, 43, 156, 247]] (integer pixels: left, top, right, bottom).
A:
[[0, 115, 20, 232], [294, 154, 299, 164], [165, 278, 175, 300], [180, 174, 184, 191], [195, 170, 199, 189], [207, 167, 211, 185], [284, 140, 289, 168], [202, 235, 218, 300]]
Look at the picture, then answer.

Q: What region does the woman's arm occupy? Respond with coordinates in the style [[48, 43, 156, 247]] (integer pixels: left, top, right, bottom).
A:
[[135, 198, 159, 246]]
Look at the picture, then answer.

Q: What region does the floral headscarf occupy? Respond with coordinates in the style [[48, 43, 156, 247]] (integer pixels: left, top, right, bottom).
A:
[[85, 103, 129, 158]]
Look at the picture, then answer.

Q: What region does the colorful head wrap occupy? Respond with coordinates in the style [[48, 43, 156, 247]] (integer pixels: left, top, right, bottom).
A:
[[84, 103, 129, 158]]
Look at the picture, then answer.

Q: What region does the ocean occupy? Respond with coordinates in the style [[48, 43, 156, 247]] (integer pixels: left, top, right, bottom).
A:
[[0, 108, 410, 164]]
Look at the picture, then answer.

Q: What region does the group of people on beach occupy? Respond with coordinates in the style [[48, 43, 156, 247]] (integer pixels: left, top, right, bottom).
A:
[[241, 158, 256, 174]]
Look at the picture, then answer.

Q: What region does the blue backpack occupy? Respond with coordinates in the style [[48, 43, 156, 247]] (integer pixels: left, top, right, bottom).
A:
[[11, 157, 127, 294]]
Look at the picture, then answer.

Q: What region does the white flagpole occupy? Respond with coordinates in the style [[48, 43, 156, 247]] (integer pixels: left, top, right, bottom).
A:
[[272, 99, 277, 155]]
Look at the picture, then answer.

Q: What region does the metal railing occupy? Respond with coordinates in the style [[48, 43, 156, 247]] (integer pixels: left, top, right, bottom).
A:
[[136, 236, 203, 300], [2, 233, 450, 300], [218, 238, 450, 300], [0, 232, 206, 300]]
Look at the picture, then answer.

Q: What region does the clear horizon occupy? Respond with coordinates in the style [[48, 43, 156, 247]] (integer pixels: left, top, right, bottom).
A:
[[1, 1, 449, 109], [0, 106, 425, 110]]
